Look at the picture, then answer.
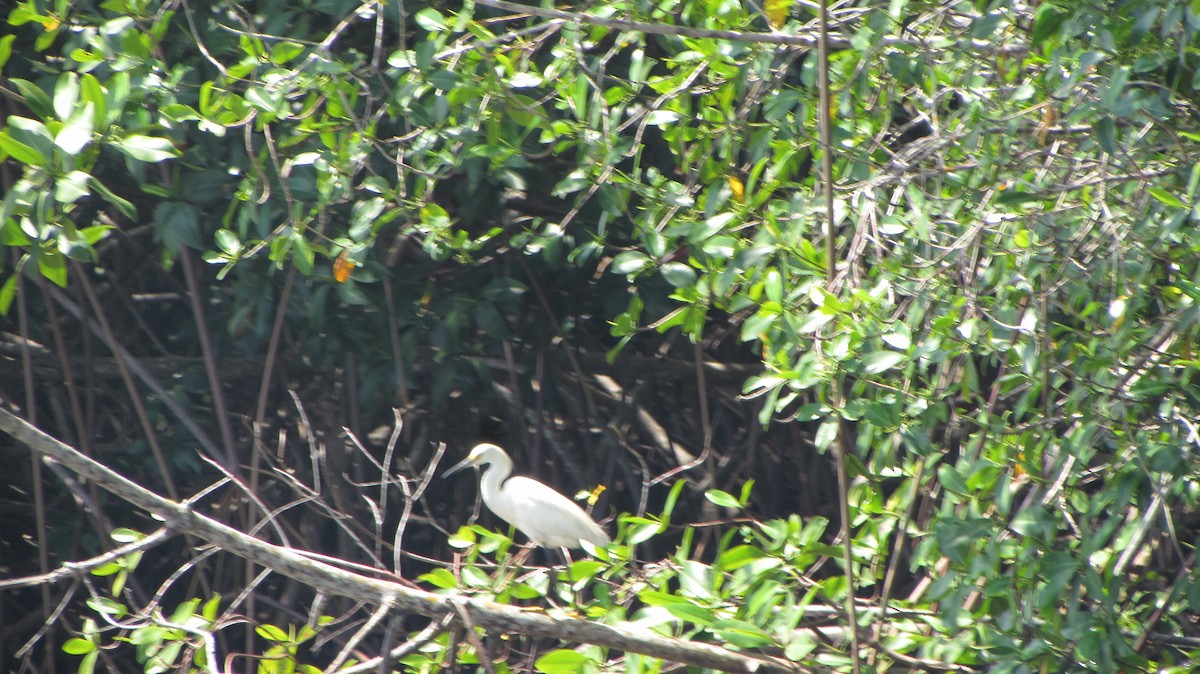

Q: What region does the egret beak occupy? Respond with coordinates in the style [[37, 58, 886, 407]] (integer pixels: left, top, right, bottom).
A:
[[442, 456, 476, 479]]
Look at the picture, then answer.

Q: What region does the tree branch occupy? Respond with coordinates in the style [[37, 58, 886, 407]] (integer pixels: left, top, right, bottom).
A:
[[475, 0, 1028, 55], [0, 407, 802, 674]]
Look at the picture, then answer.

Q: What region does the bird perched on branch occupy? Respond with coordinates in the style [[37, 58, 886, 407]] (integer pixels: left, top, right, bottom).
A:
[[442, 443, 610, 550]]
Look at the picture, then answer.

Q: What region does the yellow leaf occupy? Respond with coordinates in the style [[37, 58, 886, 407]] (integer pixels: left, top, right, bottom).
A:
[[580, 484, 606, 506], [333, 250, 355, 282], [765, 0, 791, 29], [1037, 106, 1056, 146], [728, 176, 745, 204], [1012, 452, 1026, 478]]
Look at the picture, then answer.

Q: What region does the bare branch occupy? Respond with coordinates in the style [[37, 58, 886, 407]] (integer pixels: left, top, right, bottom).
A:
[[475, 0, 1028, 54], [0, 408, 801, 674]]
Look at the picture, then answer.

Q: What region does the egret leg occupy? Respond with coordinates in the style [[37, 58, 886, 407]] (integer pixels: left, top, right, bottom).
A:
[[537, 546, 561, 608], [557, 547, 586, 610], [510, 543, 535, 569]]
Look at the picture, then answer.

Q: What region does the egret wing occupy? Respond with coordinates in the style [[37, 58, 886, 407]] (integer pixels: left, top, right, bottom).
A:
[[505, 476, 609, 548]]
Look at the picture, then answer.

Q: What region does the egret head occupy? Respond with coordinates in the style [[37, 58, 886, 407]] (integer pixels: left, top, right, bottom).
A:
[[442, 443, 509, 478]]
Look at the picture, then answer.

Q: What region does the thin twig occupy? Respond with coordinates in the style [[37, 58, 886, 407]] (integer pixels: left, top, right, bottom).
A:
[[476, 0, 1027, 54], [0, 408, 799, 673], [327, 596, 397, 673], [817, 0, 861, 670], [0, 527, 174, 590]]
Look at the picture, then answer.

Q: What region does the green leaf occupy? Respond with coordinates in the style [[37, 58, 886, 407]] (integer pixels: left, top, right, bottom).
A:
[[717, 544, 766, 571], [269, 40, 306, 64], [55, 103, 95, 155], [660, 478, 686, 525], [114, 134, 179, 162], [814, 418, 838, 451], [611, 251, 649, 275], [624, 515, 664, 544], [1095, 117, 1117, 154], [482, 278, 529, 301], [55, 170, 92, 204], [862, 350, 906, 375], [0, 35, 15, 69], [1030, 5, 1066, 47], [62, 638, 95, 655], [111, 568, 127, 596], [152, 202, 201, 250], [0, 131, 46, 165], [290, 234, 314, 275], [414, 8, 448, 31], [705, 489, 741, 508], [91, 562, 120, 577], [214, 229, 240, 254], [202, 595, 222, 622], [739, 478, 755, 504], [534, 649, 586, 674], [934, 517, 993, 565], [970, 12, 1004, 38], [420, 203, 449, 228], [418, 567, 459, 589], [78, 651, 98, 674], [1037, 551, 1079, 609], [6, 116, 54, 158], [88, 176, 136, 219], [660, 261, 696, 288], [160, 103, 200, 123], [1147, 186, 1185, 208], [84, 596, 126, 617], [665, 601, 717, 626], [256, 624, 290, 642], [638, 589, 692, 607], [10, 79, 54, 120], [427, 69, 461, 91], [473, 301, 509, 338], [110, 527, 144, 543], [53, 72, 79, 121], [349, 197, 385, 241], [7, 5, 41, 26], [1102, 67, 1131, 111], [709, 620, 775, 648], [645, 110, 680, 126], [936, 464, 969, 496], [882, 322, 911, 350], [170, 598, 201, 624], [37, 247, 68, 287], [0, 273, 19, 316]]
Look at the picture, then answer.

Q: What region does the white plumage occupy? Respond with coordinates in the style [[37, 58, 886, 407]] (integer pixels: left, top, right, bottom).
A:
[[443, 443, 610, 549]]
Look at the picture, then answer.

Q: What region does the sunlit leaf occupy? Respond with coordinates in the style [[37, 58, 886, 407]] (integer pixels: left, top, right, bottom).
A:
[[705, 489, 741, 509], [534, 649, 586, 674], [0, 131, 46, 165], [862, 350, 906, 375], [115, 135, 180, 162], [62, 638, 95, 655], [612, 251, 650, 275]]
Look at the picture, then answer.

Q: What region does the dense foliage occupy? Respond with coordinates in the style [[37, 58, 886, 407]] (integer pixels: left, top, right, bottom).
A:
[[2, 0, 1200, 672]]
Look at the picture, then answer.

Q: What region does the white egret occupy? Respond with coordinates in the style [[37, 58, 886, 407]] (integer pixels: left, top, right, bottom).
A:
[[442, 443, 610, 550]]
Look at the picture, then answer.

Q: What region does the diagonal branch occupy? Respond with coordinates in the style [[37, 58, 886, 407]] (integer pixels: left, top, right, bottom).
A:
[[0, 408, 802, 674]]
